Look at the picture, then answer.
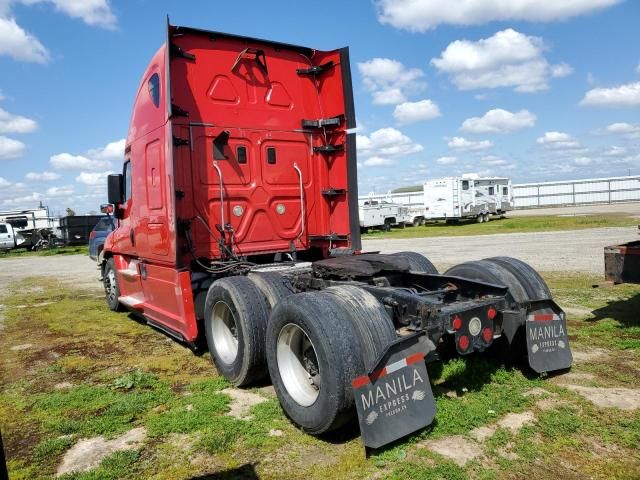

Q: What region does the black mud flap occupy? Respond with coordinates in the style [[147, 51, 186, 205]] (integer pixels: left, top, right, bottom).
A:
[[352, 334, 436, 449], [526, 303, 573, 373]]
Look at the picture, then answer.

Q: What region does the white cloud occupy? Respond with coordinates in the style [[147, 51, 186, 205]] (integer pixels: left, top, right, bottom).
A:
[[25, 170, 60, 181], [550, 62, 574, 78], [574, 157, 593, 166], [358, 58, 426, 105], [481, 155, 509, 166], [431, 29, 570, 92], [580, 81, 640, 107], [357, 127, 424, 158], [375, 0, 620, 32], [601, 122, 640, 138], [363, 156, 396, 167], [393, 99, 441, 124], [0, 107, 37, 133], [86, 138, 125, 160], [50, 138, 122, 170], [19, 0, 117, 29], [0, 135, 25, 159], [460, 108, 536, 134], [46, 184, 74, 197], [0, 176, 10, 187], [50, 152, 111, 171], [603, 146, 627, 157], [447, 136, 493, 151], [436, 156, 457, 165], [0, 16, 49, 63], [75, 171, 113, 186], [536, 131, 581, 149]]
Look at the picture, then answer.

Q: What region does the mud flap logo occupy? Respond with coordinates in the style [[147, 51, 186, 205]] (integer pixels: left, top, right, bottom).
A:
[[526, 311, 573, 373], [352, 352, 435, 449]]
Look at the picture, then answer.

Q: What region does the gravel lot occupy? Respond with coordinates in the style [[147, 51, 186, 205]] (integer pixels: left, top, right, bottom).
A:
[[0, 225, 637, 292], [0, 255, 101, 291], [363, 226, 639, 274]]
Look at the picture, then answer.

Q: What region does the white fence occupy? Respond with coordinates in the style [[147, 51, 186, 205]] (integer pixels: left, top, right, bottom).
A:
[[360, 175, 640, 210], [512, 175, 640, 208]]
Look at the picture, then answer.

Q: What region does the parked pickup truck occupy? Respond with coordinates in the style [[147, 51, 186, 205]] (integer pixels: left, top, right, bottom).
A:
[[0, 223, 20, 251]]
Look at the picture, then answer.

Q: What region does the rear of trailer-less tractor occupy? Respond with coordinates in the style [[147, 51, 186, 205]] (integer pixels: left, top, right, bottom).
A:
[[100, 21, 573, 449]]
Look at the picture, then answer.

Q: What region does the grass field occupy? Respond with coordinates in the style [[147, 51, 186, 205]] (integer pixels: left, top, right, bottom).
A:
[[362, 214, 639, 239], [0, 274, 638, 479], [0, 245, 89, 259]]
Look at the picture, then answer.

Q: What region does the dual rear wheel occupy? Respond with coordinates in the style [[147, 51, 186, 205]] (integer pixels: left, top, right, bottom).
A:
[[203, 271, 399, 434]]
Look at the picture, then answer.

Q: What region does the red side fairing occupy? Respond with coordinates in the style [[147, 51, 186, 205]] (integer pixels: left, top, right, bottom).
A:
[[168, 27, 355, 263]]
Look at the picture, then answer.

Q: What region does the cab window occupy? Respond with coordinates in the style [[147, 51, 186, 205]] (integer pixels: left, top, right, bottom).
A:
[[503, 187, 509, 195], [462, 180, 469, 191], [124, 160, 132, 202], [0, 225, 7, 234], [488, 186, 495, 195], [148, 73, 160, 108]]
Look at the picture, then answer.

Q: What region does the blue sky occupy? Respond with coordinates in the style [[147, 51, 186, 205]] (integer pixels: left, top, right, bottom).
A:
[[0, 0, 638, 213]]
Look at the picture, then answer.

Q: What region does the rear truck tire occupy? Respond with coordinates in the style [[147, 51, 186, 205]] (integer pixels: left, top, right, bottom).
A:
[[392, 251, 438, 274], [477, 214, 484, 223], [266, 292, 365, 434], [412, 218, 420, 227], [247, 271, 296, 310], [204, 276, 270, 386], [484, 256, 551, 301], [103, 257, 124, 312], [483, 213, 490, 223], [323, 285, 397, 370], [382, 222, 391, 232]]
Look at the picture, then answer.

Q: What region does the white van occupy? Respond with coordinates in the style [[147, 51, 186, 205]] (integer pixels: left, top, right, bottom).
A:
[[0, 223, 18, 251]]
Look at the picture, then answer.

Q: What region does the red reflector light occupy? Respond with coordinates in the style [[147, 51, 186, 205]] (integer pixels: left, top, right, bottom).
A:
[[482, 327, 493, 343], [458, 335, 470, 351], [452, 315, 463, 331], [487, 307, 497, 320], [534, 314, 554, 322], [89, 231, 96, 240]]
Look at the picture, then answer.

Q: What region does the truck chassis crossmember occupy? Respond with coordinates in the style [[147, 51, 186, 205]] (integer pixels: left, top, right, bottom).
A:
[[100, 21, 572, 449]]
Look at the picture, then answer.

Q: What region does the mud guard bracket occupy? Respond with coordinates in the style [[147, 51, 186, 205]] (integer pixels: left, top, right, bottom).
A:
[[352, 333, 436, 449]]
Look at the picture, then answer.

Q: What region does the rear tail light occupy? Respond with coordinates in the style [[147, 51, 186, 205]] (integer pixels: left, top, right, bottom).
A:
[[452, 315, 462, 331], [533, 314, 554, 322], [458, 335, 470, 351], [487, 307, 497, 320], [482, 327, 493, 343]]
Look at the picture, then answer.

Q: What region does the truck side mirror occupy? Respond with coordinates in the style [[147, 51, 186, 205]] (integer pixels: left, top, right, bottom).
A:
[[107, 174, 124, 205], [100, 204, 114, 214]]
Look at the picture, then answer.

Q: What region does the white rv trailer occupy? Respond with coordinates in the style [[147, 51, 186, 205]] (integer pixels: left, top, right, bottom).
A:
[[358, 199, 407, 232], [424, 174, 513, 222]]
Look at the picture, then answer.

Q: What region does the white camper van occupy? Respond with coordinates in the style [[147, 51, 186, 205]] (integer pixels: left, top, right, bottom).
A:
[[423, 175, 513, 223]]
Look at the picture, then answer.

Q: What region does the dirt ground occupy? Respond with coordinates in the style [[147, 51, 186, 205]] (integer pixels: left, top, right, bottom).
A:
[[364, 225, 638, 274]]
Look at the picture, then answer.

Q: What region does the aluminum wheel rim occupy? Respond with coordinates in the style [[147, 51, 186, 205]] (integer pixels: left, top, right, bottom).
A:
[[105, 269, 117, 303], [211, 301, 239, 364], [277, 323, 321, 407]]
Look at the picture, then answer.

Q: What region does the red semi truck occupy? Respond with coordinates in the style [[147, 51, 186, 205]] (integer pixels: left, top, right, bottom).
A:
[[101, 22, 572, 448]]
